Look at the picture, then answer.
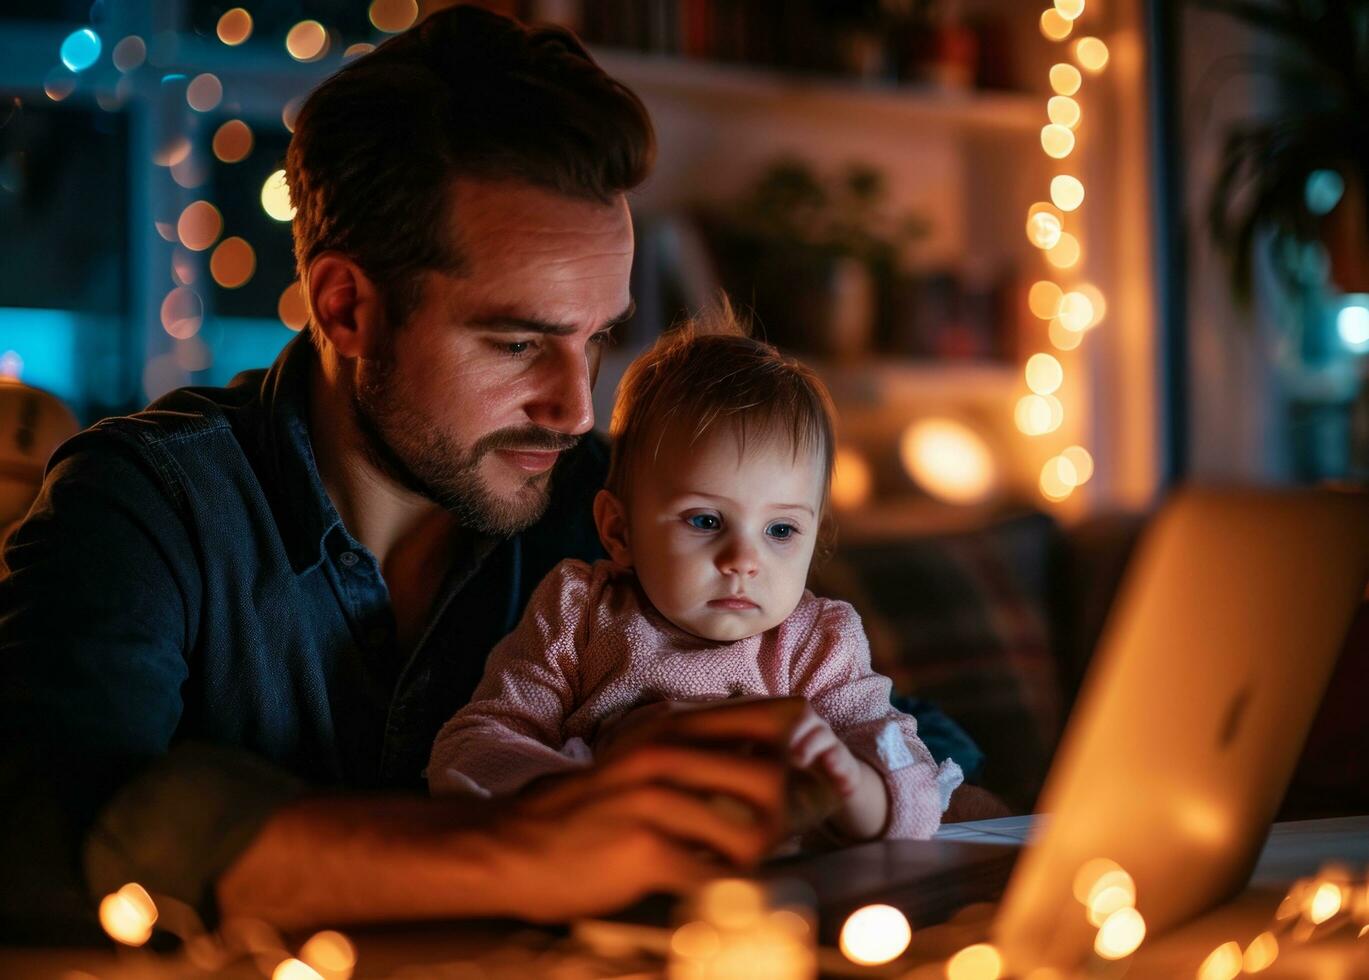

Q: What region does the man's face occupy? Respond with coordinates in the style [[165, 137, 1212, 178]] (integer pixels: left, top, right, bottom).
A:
[[352, 178, 634, 534], [622, 425, 824, 643]]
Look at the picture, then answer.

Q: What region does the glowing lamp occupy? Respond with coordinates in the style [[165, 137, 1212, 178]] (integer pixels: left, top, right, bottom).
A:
[[839, 904, 911, 966], [900, 418, 998, 506]]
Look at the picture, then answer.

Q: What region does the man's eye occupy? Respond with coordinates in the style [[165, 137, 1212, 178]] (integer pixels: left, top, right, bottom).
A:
[[502, 341, 532, 356], [687, 514, 721, 531], [767, 523, 798, 540], [590, 330, 616, 348]]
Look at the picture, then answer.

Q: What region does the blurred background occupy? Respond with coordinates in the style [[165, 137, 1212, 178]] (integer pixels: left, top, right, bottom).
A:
[[1, 0, 1366, 812]]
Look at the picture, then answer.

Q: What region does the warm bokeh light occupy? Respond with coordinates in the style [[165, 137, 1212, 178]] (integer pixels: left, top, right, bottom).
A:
[[112, 35, 146, 72], [213, 120, 254, 164], [1039, 9, 1073, 41], [1308, 882, 1343, 924], [61, 28, 102, 72], [1075, 283, 1107, 327], [1051, 175, 1085, 211], [282, 97, 304, 134], [1057, 291, 1095, 331], [286, 21, 329, 62], [299, 930, 356, 980], [171, 154, 208, 190], [672, 920, 722, 960], [1015, 394, 1062, 436], [1085, 868, 1137, 909], [901, 418, 998, 506], [217, 8, 253, 46], [839, 904, 911, 966], [1050, 63, 1083, 96], [1196, 940, 1243, 980], [98, 883, 158, 947], [1046, 233, 1081, 269], [1055, 0, 1086, 19], [1025, 353, 1063, 395], [1242, 932, 1279, 973], [1086, 884, 1135, 926], [177, 201, 223, 252], [1062, 446, 1094, 485], [1094, 907, 1145, 960], [344, 43, 376, 59], [261, 170, 296, 222], [699, 879, 765, 930], [1041, 124, 1076, 159], [273, 959, 325, 980], [370, 0, 420, 33], [211, 237, 256, 289], [1047, 95, 1081, 130], [153, 136, 192, 168], [1050, 317, 1085, 350], [1072, 859, 1124, 903], [279, 282, 310, 331], [187, 73, 223, 112], [1029, 280, 1064, 319], [172, 248, 197, 286], [832, 446, 874, 510], [1075, 37, 1110, 73], [44, 68, 76, 102], [945, 943, 1003, 980], [1027, 210, 1063, 250], [161, 287, 204, 339]]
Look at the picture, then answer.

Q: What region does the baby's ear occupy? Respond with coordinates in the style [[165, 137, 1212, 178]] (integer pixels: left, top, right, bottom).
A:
[[593, 488, 633, 567]]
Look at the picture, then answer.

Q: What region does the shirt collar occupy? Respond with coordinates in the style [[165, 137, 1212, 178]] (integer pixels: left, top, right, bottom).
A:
[[254, 334, 346, 574]]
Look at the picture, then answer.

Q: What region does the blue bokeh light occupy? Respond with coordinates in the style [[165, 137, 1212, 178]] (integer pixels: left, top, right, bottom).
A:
[[59, 28, 102, 73], [1305, 169, 1345, 216], [1337, 297, 1369, 351]]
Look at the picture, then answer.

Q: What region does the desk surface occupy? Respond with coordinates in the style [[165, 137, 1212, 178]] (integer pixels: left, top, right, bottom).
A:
[[4, 815, 1367, 979]]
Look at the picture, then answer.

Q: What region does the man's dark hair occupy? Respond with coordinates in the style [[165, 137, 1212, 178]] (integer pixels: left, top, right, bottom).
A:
[[286, 4, 655, 334]]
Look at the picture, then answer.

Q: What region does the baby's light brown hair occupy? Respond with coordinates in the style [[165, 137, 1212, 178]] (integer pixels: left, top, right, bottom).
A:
[[605, 302, 837, 521]]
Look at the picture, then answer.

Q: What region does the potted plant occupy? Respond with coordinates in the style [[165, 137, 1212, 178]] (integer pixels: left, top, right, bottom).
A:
[[1199, 0, 1369, 298]]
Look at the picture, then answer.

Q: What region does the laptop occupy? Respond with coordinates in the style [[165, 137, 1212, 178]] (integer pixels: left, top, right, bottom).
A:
[[990, 486, 1369, 971]]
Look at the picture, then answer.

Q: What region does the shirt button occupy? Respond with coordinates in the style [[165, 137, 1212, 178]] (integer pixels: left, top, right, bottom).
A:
[[338, 550, 359, 568]]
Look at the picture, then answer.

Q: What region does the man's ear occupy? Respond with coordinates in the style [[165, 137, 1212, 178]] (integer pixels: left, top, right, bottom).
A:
[[306, 252, 389, 360], [593, 488, 632, 567]]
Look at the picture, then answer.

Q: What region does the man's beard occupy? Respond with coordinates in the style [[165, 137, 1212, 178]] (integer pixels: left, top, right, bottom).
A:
[[349, 354, 580, 536]]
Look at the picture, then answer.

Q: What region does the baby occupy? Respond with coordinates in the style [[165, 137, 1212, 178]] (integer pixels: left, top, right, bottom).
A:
[[429, 310, 961, 842]]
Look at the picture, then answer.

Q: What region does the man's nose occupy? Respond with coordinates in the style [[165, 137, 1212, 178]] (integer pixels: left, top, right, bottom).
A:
[[716, 536, 760, 578], [525, 345, 594, 436]]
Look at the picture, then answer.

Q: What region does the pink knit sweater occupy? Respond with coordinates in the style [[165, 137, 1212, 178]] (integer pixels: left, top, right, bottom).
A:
[[428, 559, 961, 839]]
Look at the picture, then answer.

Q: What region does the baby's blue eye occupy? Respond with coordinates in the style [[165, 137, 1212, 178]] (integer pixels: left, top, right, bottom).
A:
[[767, 523, 797, 540], [687, 514, 721, 531]]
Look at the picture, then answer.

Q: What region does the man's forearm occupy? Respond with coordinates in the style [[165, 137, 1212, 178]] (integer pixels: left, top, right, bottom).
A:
[[216, 794, 508, 931]]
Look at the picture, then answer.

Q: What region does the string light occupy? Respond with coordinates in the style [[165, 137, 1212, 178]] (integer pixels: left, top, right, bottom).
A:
[[261, 170, 296, 222], [945, 943, 1003, 980], [1055, 0, 1086, 19], [1046, 232, 1081, 269], [1057, 291, 1095, 331], [1050, 63, 1082, 96], [1028, 280, 1064, 319], [279, 282, 309, 331], [832, 446, 873, 510], [1050, 174, 1085, 211], [285, 21, 328, 62], [99, 883, 158, 946], [216, 8, 253, 46], [1040, 124, 1076, 159], [177, 201, 223, 251], [112, 35, 145, 72], [1075, 37, 1110, 72], [298, 930, 357, 980], [210, 237, 256, 289], [1027, 209, 1064, 250], [1025, 353, 1063, 395], [1197, 941, 1243, 980], [213, 120, 254, 163], [1242, 932, 1279, 973], [1062, 446, 1094, 484], [1040, 9, 1074, 40], [839, 905, 911, 966], [1047, 95, 1081, 130], [1050, 317, 1085, 350], [1094, 907, 1145, 959], [186, 73, 223, 112], [370, 0, 420, 33]]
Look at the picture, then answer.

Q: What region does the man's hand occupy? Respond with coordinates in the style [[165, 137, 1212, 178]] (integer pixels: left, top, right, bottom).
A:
[[217, 698, 798, 930]]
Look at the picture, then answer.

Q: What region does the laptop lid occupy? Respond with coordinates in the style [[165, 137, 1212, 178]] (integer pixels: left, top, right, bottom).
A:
[[992, 487, 1369, 973]]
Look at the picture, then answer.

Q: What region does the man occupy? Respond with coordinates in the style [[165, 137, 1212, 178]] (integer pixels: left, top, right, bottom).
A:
[[0, 6, 788, 940]]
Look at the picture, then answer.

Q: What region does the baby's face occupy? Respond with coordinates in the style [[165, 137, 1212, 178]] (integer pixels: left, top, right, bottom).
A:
[[622, 425, 824, 643]]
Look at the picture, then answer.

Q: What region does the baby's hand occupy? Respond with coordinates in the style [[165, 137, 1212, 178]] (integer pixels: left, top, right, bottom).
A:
[[788, 704, 863, 798]]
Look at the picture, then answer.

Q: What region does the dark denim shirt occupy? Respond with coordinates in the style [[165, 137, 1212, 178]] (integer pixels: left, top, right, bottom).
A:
[[0, 335, 610, 940]]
